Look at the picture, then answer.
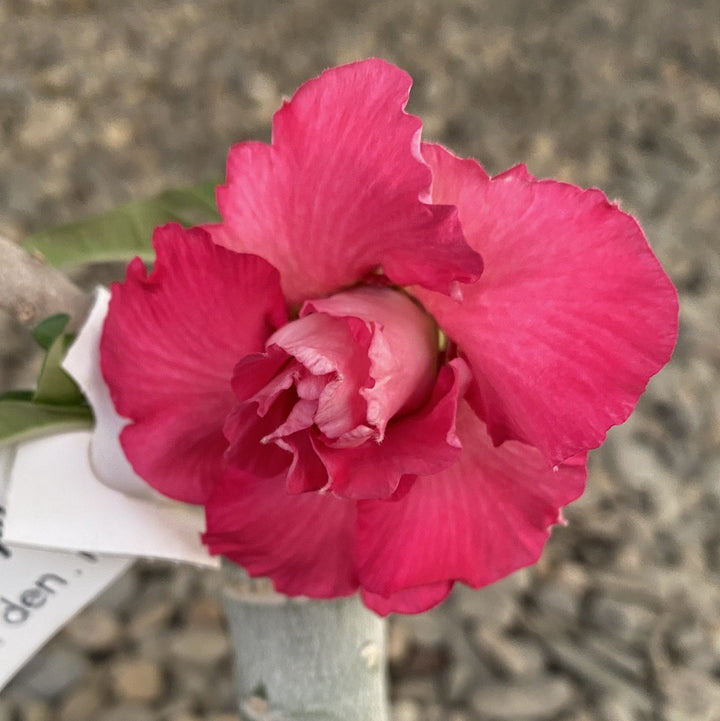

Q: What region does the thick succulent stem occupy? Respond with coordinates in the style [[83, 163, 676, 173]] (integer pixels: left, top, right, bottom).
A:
[[222, 563, 389, 721], [0, 235, 91, 330]]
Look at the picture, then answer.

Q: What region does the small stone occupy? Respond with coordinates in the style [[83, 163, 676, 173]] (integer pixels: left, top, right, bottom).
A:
[[96, 704, 156, 721], [65, 607, 122, 653], [128, 598, 175, 640], [168, 628, 232, 666], [474, 631, 546, 678], [110, 658, 164, 702], [471, 677, 575, 720], [454, 583, 518, 630], [393, 678, 439, 707], [17, 699, 51, 721], [18, 100, 78, 148], [102, 119, 133, 150], [388, 620, 413, 664], [95, 570, 140, 613], [587, 595, 656, 643], [15, 646, 88, 700], [392, 699, 422, 721], [405, 607, 446, 646], [535, 580, 583, 623], [184, 596, 224, 626], [446, 658, 477, 702], [58, 685, 103, 721], [597, 695, 636, 721], [0, 698, 13, 721]]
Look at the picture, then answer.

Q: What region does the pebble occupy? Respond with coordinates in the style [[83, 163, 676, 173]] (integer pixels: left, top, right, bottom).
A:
[[185, 596, 225, 626], [587, 594, 657, 643], [128, 598, 175, 640], [95, 704, 156, 721], [388, 620, 413, 664], [58, 685, 104, 721], [473, 631, 546, 678], [597, 696, 637, 721], [405, 607, 447, 646], [64, 607, 122, 653], [14, 646, 88, 701], [453, 583, 518, 630], [17, 699, 51, 721], [471, 677, 575, 720], [534, 580, 583, 624], [18, 100, 78, 149], [168, 628, 232, 666], [94, 570, 140, 613], [392, 700, 421, 721], [110, 658, 165, 702]]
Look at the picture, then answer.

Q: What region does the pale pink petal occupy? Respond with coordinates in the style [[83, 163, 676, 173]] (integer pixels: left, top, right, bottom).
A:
[[356, 401, 587, 597], [414, 143, 679, 464], [304, 286, 438, 438], [317, 358, 470, 499], [206, 59, 482, 303], [267, 313, 373, 439], [101, 223, 287, 503], [203, 468, 358, 598]]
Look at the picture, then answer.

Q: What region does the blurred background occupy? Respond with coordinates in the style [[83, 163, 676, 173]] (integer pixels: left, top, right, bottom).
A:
[[1, 1, 718, 719]]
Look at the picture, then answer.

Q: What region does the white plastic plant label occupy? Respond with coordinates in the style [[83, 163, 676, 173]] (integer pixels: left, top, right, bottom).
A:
[[4, 430, 217, 567], [0, 445, 132, 691], [3, 286, 219, 568]]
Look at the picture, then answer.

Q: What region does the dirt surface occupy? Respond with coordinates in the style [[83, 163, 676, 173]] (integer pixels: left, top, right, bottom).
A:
[[1, 1, 719, 719]]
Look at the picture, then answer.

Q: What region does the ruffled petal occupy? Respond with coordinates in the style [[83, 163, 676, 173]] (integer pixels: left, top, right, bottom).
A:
[[101, 223, 287, 503], [317, 358, 470, 499], [206, 59, 483, 303], [414, 143, 679, 464], [203, 468, 358, 598], [356, 401, 587, 598], [361, 581, 453, 616], [267, 312, 373, 439]]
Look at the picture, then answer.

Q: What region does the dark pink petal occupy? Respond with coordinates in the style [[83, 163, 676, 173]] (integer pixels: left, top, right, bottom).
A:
[[356, 401, 587, 598], [101, 223, 287, 503], [205, 59, 483, 303], [361, 581, 453, 616], [203, 468, 358, 598], [414, 143, 679, 464], [317, 358, 471, 499], [223, 398, 293, 479]]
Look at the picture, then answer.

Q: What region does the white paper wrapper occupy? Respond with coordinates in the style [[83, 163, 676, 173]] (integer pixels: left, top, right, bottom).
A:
[[3, 288, 219, 568], [0, 444, 132, 691]]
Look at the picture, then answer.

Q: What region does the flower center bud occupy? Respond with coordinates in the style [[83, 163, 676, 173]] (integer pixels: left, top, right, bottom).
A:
[[226, 285, 440, 495]]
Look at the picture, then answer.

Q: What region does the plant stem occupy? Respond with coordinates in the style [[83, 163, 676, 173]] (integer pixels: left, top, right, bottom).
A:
[[0, 235, 91, 330], [222, 563, 389, 721]]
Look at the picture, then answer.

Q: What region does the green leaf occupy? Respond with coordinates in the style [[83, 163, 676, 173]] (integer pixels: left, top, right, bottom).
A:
[[0, 390, 34, 402], [33, 330, 85, 406], [22, 178, 221, 268], [0, 399, 93, 447], [33, 314, 70, 351]]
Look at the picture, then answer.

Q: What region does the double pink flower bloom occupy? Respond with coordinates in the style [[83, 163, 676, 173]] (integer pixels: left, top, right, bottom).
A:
[[100, 59, 677, 614]]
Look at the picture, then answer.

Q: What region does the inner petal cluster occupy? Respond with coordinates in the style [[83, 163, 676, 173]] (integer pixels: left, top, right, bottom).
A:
[[224, 285, 441, 499]]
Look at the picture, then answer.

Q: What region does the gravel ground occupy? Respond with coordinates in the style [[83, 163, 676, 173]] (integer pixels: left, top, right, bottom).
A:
[[1, 1, 719, 719]]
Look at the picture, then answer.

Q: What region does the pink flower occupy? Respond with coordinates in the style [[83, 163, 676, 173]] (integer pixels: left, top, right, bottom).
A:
[[100, 59, 678, 614]]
